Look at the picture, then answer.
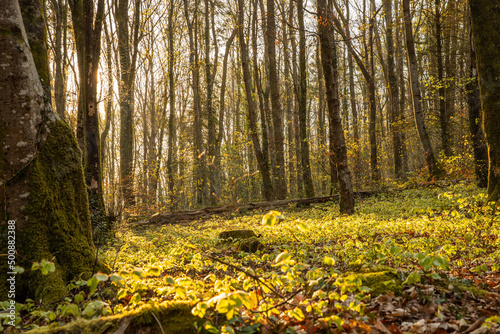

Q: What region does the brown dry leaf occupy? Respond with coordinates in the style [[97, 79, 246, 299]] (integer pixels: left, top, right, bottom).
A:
[[374, 319, 391, 334], [388, 324, 403, 334]]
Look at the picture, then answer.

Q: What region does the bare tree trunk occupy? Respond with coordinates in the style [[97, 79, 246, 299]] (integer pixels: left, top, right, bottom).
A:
[[251, 0, 270, 192], [384, 0, 404, 179], [167, 0, 177, 210], [289, 0, 303, 196], [403, 0, 440, 178], [214, 29, 237, 203], [435, 0, 451, 157], [467, 10, 488, 188], [282, 1, 296, 198], [345, 0, 360, 183], [332, 0, 378, 182], [367, 0, 379, 182], [297, 0, 314, 197], [116, 0, 140, 205], [49, 0, 67, 118], [183, 0, 208, 205], [237, 0, 273, 201], [317, 0, 354, 214]]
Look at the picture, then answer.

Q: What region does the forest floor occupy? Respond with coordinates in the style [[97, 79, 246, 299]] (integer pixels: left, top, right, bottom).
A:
[[4, 182, 500, 333]]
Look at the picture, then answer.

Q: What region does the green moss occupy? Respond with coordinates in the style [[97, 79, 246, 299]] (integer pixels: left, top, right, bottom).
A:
[[454, 283, 488, 297], [25, 301, 198, 334], [347, 269, 402, 296], [218, 229, 257, 242], [238, 237, 262, 253], [17, 120, 107, 303]]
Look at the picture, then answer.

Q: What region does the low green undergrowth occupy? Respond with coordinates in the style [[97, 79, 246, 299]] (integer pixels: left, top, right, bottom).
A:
[[2, 182, 500, 333]]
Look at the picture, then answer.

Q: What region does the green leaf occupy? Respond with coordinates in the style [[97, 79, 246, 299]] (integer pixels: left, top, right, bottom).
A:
[[129, 292, 141, 305], [324, 256, 335, 266], [87, 276, 99, 296], [95, 272, 109, 282], [403, 271, 421, 285], [146, 266, 162, 276], [262, 211, 283, 226], [74, 292, 84, 304], [165, 276, 176, 285], [296, 220, 308, 232], [116, 289, 127, 300]]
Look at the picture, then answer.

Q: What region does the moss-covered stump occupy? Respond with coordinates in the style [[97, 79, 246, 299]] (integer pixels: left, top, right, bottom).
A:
[[218, 229, 257, 242], [238, 237, 263, 253], [25, 301, 198, 334], [218, 230, 262, 253]]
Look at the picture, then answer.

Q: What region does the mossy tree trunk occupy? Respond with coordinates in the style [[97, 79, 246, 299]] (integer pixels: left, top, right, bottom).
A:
[[469, 0, 500, 200], [19, 0, 52, 101], [317, 0, 355, 214], [0, 0, 102, 302]]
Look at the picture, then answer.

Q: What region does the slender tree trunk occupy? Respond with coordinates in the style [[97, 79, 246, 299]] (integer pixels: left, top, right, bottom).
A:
[[345, 0, 360, 183], [467, 11, 488, 188], [289, 0, 303, 196], [331, 0, 377, 182], [183, 0, 208, 205], [251, 0, 270, 191], [50, 0, 67, 118], [116, 0, 140, 205], [205, 0, 219, 205], [317, 40, 329, 193], [167, 0, 177, 209], [237, 0, 273, 201], [435, 0, 451, 157], [282, 2, 296, 198], [395, 0, 409, 173], [317, 0, 354, 214], [214, 29, 237, 203], [403, 0, 440, 178], [367, 0, 379, 181], [384, 0, 403, 179], [469, 0, 500, 200], [297, 0, 314, 197]]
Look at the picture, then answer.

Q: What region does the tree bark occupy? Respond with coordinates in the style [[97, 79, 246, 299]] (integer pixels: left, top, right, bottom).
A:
[[469, 0, 500, 200], [116, 0, 140, 206], [237, 0, 273, 201], [467, 10, 488, 188], [403, 0, 440, 178], [49, 0, 67, 118], [0, 0, 102, 302], [167, 0, 177, 210], [317, 0, 354, 214], [435, 0, 451, 157], [384, 0, 404, 179], [297, 0, 314, 198], [183, 0, 208, 205]]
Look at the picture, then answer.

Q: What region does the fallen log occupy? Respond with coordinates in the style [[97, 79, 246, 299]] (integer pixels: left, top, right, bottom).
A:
[[134, 191, 376, 227]]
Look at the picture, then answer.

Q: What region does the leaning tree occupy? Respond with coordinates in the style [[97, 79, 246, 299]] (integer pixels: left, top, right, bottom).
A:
[[0, 0, 104, 302]]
